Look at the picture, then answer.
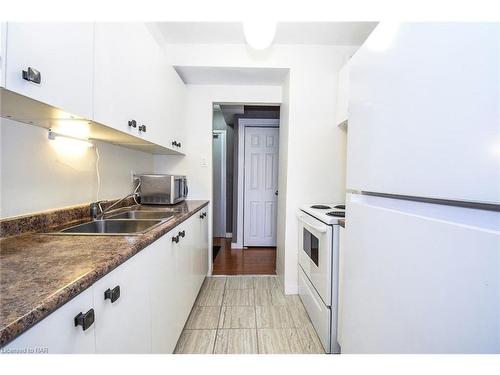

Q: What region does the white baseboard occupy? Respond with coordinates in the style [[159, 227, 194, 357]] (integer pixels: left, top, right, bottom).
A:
[[231, 242, 244, 249], [225, 232, 232, 238]]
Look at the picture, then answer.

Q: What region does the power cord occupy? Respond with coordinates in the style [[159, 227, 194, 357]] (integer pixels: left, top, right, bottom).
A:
[[95, 144, 101, 201]]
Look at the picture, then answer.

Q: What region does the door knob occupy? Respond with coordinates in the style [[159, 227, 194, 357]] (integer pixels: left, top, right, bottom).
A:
[[74, 309, 95, 331], [104, 286, 121, 303], [138, 125, 147, 132], [128, 120, 137, 128], [178, 230, 185, 238], [22, 67, 41, 84], [172, 235, 179, 243]]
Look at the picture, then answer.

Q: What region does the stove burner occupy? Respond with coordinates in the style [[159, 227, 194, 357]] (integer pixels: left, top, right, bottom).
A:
[[334, 204, 345, 209], [311, 205, 331, 209], [326, 211, 345, 218]]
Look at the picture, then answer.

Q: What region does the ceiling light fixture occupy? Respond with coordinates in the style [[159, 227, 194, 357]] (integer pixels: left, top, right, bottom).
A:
[[243, 21, 277, 50]]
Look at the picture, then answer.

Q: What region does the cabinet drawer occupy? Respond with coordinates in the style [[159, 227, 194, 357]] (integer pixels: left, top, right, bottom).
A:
[[298, 266, 331, 353]]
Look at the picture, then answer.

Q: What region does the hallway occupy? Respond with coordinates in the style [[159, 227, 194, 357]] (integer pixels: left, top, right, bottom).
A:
[[212, 238, 276, 275]]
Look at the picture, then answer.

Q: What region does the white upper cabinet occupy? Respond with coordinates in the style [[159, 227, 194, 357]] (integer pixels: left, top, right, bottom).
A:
[[5, 23, 94, 118], [94, 23, 186, 152], [335, 61, 350, 127], [93, 23, 156, 139], [347, 23, 500, 204], [1, 23, 6, 87]]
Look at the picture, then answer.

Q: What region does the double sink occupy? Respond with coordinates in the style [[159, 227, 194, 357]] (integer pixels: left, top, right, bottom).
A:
[[55, 209, 177, 235]]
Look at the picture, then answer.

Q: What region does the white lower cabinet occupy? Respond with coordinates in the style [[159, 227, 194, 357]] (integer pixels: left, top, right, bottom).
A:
[[93, 246, 152, 354], [2, 288, 96, 354], [150, 231, 180, 353], [151, 212, 208, 353], [3, 209, 209, 354]]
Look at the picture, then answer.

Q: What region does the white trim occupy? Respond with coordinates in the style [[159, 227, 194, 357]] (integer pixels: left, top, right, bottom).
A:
[[237, 118, 280, 247], [225, 232, 232, 238], [213, 130, 226, 238]]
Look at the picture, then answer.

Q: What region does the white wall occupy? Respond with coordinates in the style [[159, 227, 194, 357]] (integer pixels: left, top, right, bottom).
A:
[[154, 84, 282, 274], [157, 43, 357, 293], [0, 118, 154, 217]]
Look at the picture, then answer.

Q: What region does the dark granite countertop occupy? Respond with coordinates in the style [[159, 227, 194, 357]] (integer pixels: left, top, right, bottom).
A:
[[0, 200, 208, 347]]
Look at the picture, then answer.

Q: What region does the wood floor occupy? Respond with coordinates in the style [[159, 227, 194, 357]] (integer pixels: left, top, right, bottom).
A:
[[212, 237, 276, 275]]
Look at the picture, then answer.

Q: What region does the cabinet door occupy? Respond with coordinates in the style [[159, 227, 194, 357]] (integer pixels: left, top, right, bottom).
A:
[[2, 288, 95, 354], [335, 61, 349, 126], [93, 247, 152, 353], [94, 23, 157, 138], [150, 230, 184, 353], [0, 23, 6, 87], [160, 63, 187, 151], [5, 23, 94, 118], [199, 209, 209, 279]]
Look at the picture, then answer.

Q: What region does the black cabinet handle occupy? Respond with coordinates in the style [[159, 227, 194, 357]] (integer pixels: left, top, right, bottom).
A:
[[202, 212, 207, 218], [128, 120, 137, 128], [138, 125, 147, 132], [178, 230, 185, 238], [104, 285, 121, 303], [178, 142, 181, 148], [199, 213, 204, 219], [171, 141, 181, 148], [22, 67, 41, 84], [74, 309, 95, 331], [172, 235, 179, 243]]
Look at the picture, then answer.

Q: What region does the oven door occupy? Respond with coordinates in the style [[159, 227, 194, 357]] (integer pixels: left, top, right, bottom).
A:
[[297, 211, 332, 306]]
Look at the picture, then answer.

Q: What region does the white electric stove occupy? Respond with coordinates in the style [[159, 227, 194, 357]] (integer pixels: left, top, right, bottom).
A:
[[297, 203, 345, 354]]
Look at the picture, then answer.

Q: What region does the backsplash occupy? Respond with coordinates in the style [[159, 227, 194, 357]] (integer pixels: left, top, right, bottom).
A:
[[0, 197, 137, 238], [0, 118, 154, 218]]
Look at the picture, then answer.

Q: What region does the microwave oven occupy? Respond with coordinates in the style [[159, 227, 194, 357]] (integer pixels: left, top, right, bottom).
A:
[[138, 174, 188, 205]]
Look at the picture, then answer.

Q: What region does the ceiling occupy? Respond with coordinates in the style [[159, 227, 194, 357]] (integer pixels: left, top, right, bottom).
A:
[[174, 66, 289, 85], [156, 22, 377, 45]]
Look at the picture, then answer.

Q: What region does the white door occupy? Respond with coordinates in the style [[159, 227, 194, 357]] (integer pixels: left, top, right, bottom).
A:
[[212, 131, 226, 238], [244, 127, 279, 247]]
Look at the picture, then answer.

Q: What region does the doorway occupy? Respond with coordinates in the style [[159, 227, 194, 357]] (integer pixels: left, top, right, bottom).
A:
[[211, 104, 280, 275]]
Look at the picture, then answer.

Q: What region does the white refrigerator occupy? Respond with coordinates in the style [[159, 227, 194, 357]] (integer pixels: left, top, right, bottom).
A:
[[338, 23, 500, 353]]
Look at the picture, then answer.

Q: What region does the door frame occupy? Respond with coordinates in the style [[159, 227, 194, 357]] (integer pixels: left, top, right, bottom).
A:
[[212, 129, 226, 238], [234, 118, 280, 249]]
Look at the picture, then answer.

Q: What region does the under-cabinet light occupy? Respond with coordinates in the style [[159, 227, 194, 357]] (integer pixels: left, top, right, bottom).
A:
[[48, 130, 94, 148]]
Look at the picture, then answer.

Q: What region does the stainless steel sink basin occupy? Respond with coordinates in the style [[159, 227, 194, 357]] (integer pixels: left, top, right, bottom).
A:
[[57, 219, 164, 235], [106, 210, 176, 220]]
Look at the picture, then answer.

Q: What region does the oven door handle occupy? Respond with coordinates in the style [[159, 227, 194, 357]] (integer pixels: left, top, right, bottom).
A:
[[297, 214, 328, 233]]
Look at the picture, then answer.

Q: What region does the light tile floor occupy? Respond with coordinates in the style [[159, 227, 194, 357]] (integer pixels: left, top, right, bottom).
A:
[[174, 276, 325, 354]]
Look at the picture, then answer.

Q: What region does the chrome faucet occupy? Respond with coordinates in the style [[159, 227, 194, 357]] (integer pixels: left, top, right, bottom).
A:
[[90, 200, 107, 220], [90, 192, 139, 220]]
